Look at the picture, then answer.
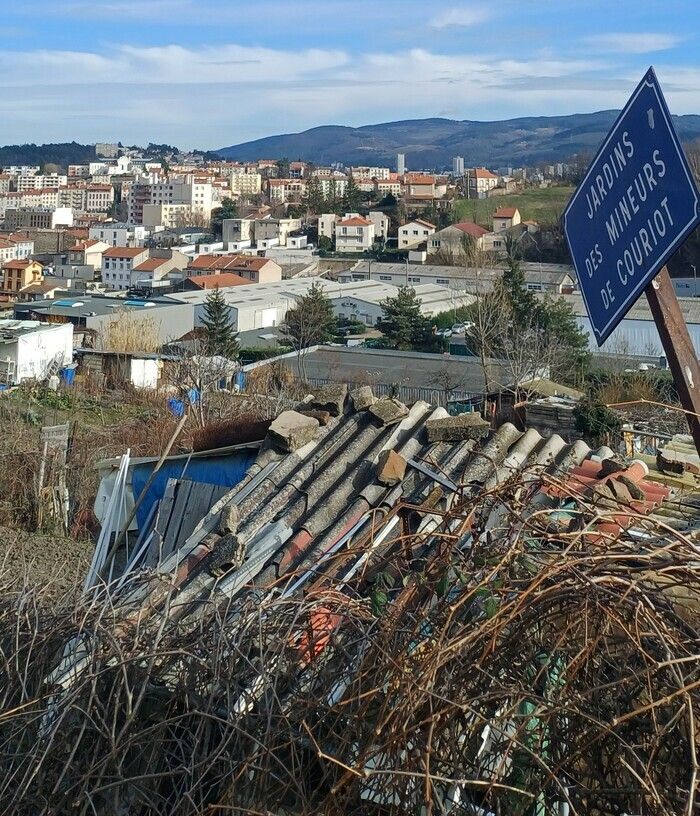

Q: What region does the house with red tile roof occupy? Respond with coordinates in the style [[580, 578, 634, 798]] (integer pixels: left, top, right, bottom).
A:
[[492, 207, 521, 233], [427, 222, 491, 259], [182, 273, 249, 291], [467, 167, 500, 199], [186, 254, 282, 284]]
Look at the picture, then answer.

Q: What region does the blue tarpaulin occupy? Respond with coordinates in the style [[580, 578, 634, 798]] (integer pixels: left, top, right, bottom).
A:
[[131, 447, 258, 530]]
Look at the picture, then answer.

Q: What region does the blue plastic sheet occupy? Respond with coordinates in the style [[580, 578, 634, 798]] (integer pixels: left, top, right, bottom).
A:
[[131, 447, 258, 530]]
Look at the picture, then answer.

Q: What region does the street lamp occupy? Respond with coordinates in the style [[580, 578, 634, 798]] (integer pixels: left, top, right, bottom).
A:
[[691, 263, 697, 296]]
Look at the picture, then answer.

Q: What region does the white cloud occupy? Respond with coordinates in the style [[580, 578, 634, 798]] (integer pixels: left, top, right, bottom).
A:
[[429, 6, 490, 29], [583, 33, 683, 54], [0, 42, 696, 148]]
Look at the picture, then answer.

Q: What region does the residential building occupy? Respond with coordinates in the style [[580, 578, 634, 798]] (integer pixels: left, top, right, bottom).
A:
[[4, 207, 74, 230], [350, 166, 390, 180], [492, 207, 521, 233], [222, 217, 255, 248], [0, 175, 13, 194], [366, 211, 390, 241], [101, 247, 150, 291], [186, 254, 282, 284], [452, 156, 465, 177], [334, 216, 375, 253], [318, 214, 338, 243], [17, 280, 67, 302], [127, 181, 153, 225], [375, 177, 403, 198], [397, 153, 406, 176], [288, 161, 308, 178], [230, 173, 262, 196], [317, 176, 348, 199], [0, 234, 34, 263], [68, 165, 91, 178], [268, 179, 307, 204], [16, 174, 67, 191], [142, 203, 192, 229], [2, 259, 43, 295], [428, 222, 490, 258], [398, 219, 437, 249], [59, 187, 88, 211], [467, 167, 500, 198], [89, 223, 148, 248], [181, 273, 249, 291], [87, 184, 115, 213], [253, 217, 302, 248], [130, 252, 188, 288], [66, 239, 111, 271]]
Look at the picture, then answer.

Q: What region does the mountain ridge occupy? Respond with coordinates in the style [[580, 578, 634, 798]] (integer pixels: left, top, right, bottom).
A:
[[217, 111, 700, 168]]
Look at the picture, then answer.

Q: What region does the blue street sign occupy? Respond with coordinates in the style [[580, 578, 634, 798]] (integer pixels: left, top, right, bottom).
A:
[[563, 67, 700, 345]]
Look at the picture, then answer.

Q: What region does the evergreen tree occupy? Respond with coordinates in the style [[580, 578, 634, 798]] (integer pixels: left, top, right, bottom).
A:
[[301, 176, 324, 216], [342, 177, 362, 212], [285, 283, 338, 349], [210, 197, 238, 238], [378, 286, 435, 351], [201, 286, 239, 358]]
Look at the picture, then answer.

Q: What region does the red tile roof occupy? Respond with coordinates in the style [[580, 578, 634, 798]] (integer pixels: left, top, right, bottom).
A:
[[473, 168, 498, 179], [103, 247, 146, 258], [132, 258, 169, 272], [3, 259, 39, 270], [186, 273, 249, 289], [493, 207, 519, 218], [453, 222, 489, 239], [338, 217, 371, 227], [188, 254, 272, 272], [405, 173, 435, 185]]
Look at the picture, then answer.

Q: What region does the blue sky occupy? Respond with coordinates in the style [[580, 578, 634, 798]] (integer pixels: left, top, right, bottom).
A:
[[0, 0, 697, 149]]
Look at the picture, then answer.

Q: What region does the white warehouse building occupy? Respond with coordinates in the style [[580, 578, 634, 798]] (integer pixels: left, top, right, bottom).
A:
[[168, 279, 472, 334], [565, 294, 700, 359]]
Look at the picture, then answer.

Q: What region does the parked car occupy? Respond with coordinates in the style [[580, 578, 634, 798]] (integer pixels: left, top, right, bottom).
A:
[[451, 324, 466, 334], [437, 328, 453, 338]]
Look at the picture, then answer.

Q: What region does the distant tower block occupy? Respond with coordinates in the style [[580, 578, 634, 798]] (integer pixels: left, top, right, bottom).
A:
[[452, 156, 465, 177], [397, 153, 406, 176]]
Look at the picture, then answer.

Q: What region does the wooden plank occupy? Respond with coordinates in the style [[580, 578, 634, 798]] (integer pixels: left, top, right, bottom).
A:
[[178, 482, 217, 545], [162, 480, 193, 558]]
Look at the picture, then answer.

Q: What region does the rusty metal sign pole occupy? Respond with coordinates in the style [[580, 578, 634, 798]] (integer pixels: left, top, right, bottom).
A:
[[645, 266, 700, 455]]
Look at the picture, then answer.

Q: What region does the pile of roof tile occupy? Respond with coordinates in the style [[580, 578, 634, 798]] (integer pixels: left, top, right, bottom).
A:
[[2, 388, 700, 815]]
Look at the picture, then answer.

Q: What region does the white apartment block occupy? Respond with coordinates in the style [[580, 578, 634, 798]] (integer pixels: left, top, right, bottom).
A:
[[399, 219, 437, 249], [90, 223, 147, 248], [318, 177, 348, 198], [350, 166, 390, 180], [335, 216, 375, 253], [230, 173, 262, 196], [366, 211, 389, 241], [101, 247, 149, 291], [16, 174, 67, 191]]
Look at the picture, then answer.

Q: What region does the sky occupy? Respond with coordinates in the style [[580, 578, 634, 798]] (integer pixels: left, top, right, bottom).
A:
[[0, 0, 698, 150]]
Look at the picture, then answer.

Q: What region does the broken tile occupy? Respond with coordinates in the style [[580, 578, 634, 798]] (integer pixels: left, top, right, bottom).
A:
[[268, 410, 320, 453], [369, 398, 409, 427], [377, 449, 407, 486], [307, 383, 347, 417], [350, 385, 376, 411], [425, 413, 489, 443]]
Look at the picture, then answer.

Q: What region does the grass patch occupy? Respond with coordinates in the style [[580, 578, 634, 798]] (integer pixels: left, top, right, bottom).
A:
[[454, 186, 575, 227]]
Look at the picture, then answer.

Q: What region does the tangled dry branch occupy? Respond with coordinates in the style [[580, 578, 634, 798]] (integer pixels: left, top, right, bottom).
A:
[[0, 472, 699, 815]]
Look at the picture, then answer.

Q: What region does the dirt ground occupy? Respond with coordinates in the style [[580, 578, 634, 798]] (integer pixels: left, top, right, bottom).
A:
[[0, 525, 92, 601]]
